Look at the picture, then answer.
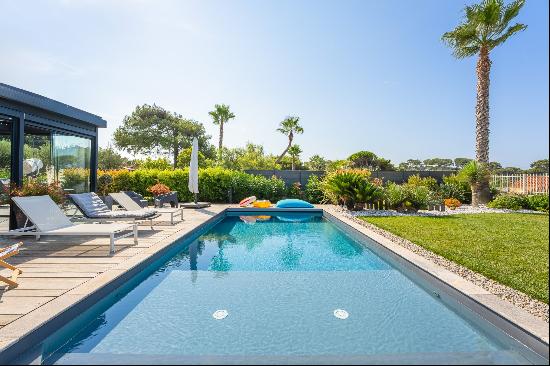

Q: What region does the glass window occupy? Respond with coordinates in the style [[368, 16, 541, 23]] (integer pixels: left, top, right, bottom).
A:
[[24, 125, 92, 193], [53, 133, 91, 193], [0, 115, 14, 231]]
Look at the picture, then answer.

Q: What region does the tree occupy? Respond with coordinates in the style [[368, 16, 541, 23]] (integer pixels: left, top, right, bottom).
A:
[[288, 144, 302, 170], [114, 104, 213, 168], [348, 151, 395, 171], [442, 0, 527, 203], [176, 147, 209, 169], [454, 158, 472, 169], [398, 159, 424, 171], [486, 161, 503, 172], [220, 143, 279, 171], [276, 116, 303, 164], [98, 146, 128, 170], [209, 104, 235, 160], [528, 159, 549, 173], [423, 158, 454, 171], [307, 154, 328, 171]]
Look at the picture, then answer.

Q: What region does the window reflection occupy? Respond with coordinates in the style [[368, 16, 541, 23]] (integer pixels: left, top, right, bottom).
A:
[[23, 125, 92, 193]]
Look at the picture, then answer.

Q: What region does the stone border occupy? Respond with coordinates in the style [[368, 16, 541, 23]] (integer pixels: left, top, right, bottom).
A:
[[323, 205, 549, 350]]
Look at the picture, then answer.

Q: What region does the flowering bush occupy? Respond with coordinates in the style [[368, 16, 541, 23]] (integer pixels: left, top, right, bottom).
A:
[[148, 182, 172, 196], [7, 180, 66, 204], [444, 198, 461, 210]]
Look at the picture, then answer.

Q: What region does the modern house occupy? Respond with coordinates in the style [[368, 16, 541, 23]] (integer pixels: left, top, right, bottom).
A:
[[0, 83, 107, 229]]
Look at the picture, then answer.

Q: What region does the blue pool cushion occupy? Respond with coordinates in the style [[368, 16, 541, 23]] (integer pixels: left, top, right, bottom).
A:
[[275, 199, 314, 208]]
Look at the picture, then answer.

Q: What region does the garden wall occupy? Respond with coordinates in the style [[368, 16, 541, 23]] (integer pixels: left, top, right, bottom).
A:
[[245, 170, 453, 186]]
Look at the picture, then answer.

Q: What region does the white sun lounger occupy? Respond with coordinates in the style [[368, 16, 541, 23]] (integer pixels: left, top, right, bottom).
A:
[[109, 192, 184, 225], [0, 196, 138, 254]]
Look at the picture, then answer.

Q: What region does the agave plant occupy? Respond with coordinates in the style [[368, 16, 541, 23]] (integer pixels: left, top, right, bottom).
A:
[[458, 161, 490, 206]]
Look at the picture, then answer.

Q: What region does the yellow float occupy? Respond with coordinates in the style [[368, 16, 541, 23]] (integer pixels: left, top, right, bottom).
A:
[[252, 200, 272, 208]]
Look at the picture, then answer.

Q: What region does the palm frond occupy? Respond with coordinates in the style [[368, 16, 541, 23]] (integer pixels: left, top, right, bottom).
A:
[[442, 0, 526, 58], [490, 22, 527, 48]]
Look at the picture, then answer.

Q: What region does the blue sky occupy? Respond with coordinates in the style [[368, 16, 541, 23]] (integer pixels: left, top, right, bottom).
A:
[[1, 0, 548, 168]]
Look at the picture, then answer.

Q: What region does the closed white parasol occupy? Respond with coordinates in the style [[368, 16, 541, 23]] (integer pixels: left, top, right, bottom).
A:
[[188, 137, 199, 203]]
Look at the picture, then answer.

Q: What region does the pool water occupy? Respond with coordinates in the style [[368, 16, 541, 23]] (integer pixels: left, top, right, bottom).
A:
[[31, 213, 545, 364]]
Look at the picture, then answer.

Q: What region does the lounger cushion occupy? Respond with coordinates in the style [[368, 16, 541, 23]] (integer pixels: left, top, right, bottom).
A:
[[70, 193, 157, 219]]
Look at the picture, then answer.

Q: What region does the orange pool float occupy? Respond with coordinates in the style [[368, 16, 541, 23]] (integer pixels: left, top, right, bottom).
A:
[[252, 200, 271, 208]]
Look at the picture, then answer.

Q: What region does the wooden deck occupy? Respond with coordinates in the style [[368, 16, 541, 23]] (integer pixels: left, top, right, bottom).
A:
[[0, 205, 228, 340]]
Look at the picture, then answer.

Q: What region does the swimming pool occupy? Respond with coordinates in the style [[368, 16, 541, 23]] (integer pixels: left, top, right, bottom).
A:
[[15, 211, 548, 364]]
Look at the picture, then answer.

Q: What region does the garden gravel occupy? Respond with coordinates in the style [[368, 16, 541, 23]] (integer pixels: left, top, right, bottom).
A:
[[346, 204, 545, 217], [332, 206, 549, 323]]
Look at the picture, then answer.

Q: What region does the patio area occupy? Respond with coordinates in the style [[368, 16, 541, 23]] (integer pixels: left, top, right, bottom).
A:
[[0, 205, 229, 348]]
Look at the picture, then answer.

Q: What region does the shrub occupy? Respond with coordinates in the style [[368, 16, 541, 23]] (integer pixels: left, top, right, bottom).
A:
[[384, 182, 433, 212], [97, 168, 286, 203], [8, 180, 66, 204], [526, 194, 549, 212], [487, 194, 528, 210], [136, 157, 172, 170], [441, 174, 471, 203], [288, 182, 303, 199], [323, 169, 372, 209], [444, 198, 461, 210], [305, 174, 325, 204], [458, 161, 490, 185], [407, 174, 438, 191], [97, 174, 113, 196]]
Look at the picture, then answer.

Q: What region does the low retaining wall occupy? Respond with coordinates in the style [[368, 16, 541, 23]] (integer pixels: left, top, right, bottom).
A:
[[245, 170, 454, 186]]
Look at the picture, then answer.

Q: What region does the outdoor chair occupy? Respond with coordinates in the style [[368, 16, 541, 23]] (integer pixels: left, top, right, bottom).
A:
[[0, 242, 23, 289], [110, 192, 184, 225], [69, 192, 160, 230], [0, 196, 137, 254]]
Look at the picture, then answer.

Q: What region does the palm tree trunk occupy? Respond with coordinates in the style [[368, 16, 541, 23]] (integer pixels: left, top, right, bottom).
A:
[[291, 157, 295, 170], [473, 46, 492, 205], [476, 46, 491, 163], [276, 133, 293, 164], [218, 121, 224, 161]]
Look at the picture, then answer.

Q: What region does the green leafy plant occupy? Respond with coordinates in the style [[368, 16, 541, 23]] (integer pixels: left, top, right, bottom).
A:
[[458, 161, 491, 206], [323, 170, 372, 210], [97, 167, 287, 203], [406, 174, 438, 191], [305, 174, 325, 204], [288, 182, 303, 199], [441, 174, 471, 203], [487, 194, 528, 210], [526, 194, 549, 212], [97, 173, 114, 196], [384, 182, 433, 213]]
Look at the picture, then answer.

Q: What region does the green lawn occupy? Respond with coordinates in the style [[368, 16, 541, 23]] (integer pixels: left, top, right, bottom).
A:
[[360, 214, 549, 303]]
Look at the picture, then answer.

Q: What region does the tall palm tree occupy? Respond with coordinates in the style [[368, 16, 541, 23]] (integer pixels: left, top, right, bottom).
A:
[[275, 116, 303, 164], [442, 0, 527, 204], [208, 104, 235, 160], [288, 144, 303, 170]]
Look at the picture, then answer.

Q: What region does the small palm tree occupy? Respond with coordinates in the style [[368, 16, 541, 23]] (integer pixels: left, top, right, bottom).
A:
[[209, 104, 235, 160], [288, 144, 303, 170], [276, 116, 303, 164], [442, 0, 527, 203]]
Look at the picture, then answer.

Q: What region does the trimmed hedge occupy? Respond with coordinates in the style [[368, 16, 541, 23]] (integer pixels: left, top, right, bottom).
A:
[[98, 167, 286, 203]]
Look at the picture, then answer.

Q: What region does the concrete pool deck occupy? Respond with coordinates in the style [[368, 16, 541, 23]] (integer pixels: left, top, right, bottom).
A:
[[0, 204, 547, 362]]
